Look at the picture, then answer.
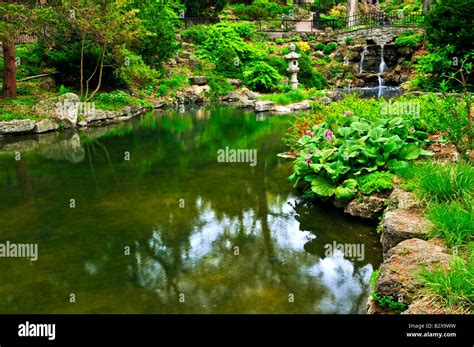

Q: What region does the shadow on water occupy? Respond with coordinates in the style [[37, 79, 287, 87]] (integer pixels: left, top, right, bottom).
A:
[[0, 106, 382, 313]]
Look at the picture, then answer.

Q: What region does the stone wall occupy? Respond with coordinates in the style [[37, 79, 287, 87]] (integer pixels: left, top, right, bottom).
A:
[[268, 26, 424, 46]]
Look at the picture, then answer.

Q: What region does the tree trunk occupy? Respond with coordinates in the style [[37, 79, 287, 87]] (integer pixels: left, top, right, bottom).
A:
[[2, 0, 16, 99], [2, 39, 17, 99], [348, 0, 358, 27]]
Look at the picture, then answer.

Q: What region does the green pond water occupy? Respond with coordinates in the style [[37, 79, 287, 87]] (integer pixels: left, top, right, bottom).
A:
[[0, 106, 382, 314]]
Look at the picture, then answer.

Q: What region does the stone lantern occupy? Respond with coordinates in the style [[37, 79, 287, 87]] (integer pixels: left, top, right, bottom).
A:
[[285, 44, 301, 90]]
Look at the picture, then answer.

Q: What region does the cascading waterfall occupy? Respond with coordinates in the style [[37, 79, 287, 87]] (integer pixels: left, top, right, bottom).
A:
[[359, 46, 367, 73], [379, 44, 388, 73], [377, 44, 388, 98]]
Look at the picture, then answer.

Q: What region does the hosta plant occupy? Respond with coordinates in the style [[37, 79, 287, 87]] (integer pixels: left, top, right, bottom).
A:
[[288, 113, 431, 200]]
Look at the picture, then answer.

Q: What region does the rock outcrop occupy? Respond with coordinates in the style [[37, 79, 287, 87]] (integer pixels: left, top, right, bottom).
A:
[[0, 119, 36, 134], [33, 119, 59, 133], [33, 93, 80, 128], [375, 238, 452, 306], [254, 101, 274, 112], [344, 195, 386, 219], [380, 209, 433, 256]]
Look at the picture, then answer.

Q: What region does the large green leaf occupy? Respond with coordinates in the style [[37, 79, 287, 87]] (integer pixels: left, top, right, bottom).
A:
[[323, 161, 351, 180], [338, 127, 352, 138], [383, 140, 399, 154], [311, 177, 336, 197], [335, 179, 358, 200], [351, 122, 371, 132], [399, 143, 421, 160], [309, 163, 323, 173], [368, 127, 385, 140], [388, 159, 409, 173]]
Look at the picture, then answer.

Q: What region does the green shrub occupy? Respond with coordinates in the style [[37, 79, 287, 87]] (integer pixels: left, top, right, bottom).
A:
[[181, 25, 210, 45], [59, 85, 72, 95], [345, 37, 353, 45], [243, 61, 280, 92], [314, 42, 337, 55], [288, 115, 430, 200], [298, 53, 327, 89], [358, 172, 395, 195], [93, 90, 130, 107], [264, 55, 287, 76], [197, 22, 261, 78], [420, 258, 473, 311], [393, 31, 424, 49], [291, 35, 302, 42], [207, 75, 233, 99], [114, 49, 159, 89], [154, 73, 188, 97]]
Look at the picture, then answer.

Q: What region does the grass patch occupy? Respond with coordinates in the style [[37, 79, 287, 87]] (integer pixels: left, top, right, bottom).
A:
[[397, 161, 474, 205], [259, 89, 309, 105], [0, 112, 36, 121], [419, 257, 474, 311], [427, 202, 473, 248]]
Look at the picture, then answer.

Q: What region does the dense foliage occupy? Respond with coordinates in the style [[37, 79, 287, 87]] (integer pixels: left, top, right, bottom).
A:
[[288, 112, 430, 200]]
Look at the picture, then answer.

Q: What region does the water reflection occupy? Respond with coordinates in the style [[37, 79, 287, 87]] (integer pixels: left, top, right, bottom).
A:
[[0, 106, 381, 313]]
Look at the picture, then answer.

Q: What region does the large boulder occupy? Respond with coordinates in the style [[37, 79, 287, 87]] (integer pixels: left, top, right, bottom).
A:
[[242, 100, 255, 108], [271, 105, 292, 114], [33, 119, 59, 133], [376, 238, 452, 306], [344, 195, 386, 219], [291, 101, 310, 111], [0, 119, 35, 135], [254, 101, 274, 112], [389, 184, 419, 211], [380, 209, 432, 255], [189, 76, 208, 86], [33, 93, 80, 128]]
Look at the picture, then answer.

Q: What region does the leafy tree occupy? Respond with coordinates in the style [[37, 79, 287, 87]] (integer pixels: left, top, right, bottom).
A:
[[425, 0, 474, 57], [128, 0, 180, 68], [0, 0, 55, 98], [415, 0, 474, 92], [45, 0, 145, 100]]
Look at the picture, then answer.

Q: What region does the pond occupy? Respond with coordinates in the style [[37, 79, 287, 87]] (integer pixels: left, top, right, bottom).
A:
[[0, 106, 382, 314]]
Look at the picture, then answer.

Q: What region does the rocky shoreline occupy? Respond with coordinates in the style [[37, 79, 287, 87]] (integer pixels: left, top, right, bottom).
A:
[[331, 178, 457, 314], [0, 90, 327, 137]]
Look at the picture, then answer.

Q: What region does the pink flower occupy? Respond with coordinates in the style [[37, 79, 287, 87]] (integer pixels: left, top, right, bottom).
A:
[[324, 129, 335, 142], [305, 129, 314, 137]]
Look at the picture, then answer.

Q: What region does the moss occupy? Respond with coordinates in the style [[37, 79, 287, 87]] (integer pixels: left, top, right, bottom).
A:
[[358, 172, 395, 195]]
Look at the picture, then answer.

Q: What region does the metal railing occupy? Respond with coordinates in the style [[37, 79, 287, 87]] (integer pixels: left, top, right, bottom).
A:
[[177, 11, 424, 33]]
